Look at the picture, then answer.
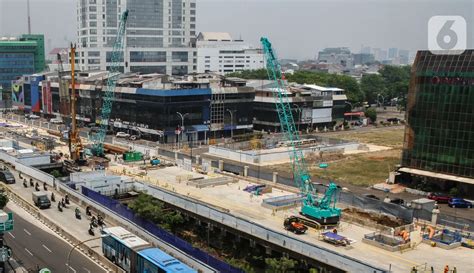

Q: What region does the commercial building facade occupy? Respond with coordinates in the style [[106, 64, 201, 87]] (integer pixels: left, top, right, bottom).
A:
[[76, 0, 197, 75], [196, 32, 264, 75], [0, 34, 45, 91], [400, 50, 474, 196]]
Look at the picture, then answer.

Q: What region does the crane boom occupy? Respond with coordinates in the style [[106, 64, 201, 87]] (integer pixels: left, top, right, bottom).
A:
[[91, 10, 129, 156], [260, 37, 341, 224]]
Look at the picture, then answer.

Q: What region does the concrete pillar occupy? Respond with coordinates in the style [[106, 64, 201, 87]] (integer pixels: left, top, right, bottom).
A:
[[195, 155, 200, 164], [174, 151, 178, 160], [249, 239, 256, 248], [273, 172, 278, 183], [431, 206, 440, 226], [218, 160, 224, 171], [244, 166, 249, 177]]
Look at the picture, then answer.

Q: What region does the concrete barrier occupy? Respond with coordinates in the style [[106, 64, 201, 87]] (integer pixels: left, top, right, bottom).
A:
[[3, 186, 125, 273]]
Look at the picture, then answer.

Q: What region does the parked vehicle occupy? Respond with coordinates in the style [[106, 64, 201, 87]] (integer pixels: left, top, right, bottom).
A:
[[427, 192, 451, 203], [27, 114, 40, 119], [129, 135, 140, 141], [49, 117, 63, 124], [0, 170, 15, 184], [363, 194, 380, 201], [284, 216, 308, 234], [116, 132, 130, 138], [448, 198, 472, 208], [32, 191, 51, 209]]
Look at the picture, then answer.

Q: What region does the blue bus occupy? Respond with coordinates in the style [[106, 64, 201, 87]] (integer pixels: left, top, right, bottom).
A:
[[137, 248, 196, 273], [102, 226, 196, 273]]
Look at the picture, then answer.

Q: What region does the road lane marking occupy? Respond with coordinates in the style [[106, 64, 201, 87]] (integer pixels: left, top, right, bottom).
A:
[[42, 244, 52, 253], [83, 267, 91, 273], [66, 264, 77, 273], [7, 232, 15, 239], [23, 229, 31, 236], [24, 248, 33, 256]]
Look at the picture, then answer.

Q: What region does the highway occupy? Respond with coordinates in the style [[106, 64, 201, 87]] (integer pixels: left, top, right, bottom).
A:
[[3, 201, 107, 273]]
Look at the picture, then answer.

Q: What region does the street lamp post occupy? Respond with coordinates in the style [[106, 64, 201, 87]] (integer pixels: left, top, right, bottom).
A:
[[66, 236, 105, 273], [226, 109, 236, 139], [176, 112, 189, 150]]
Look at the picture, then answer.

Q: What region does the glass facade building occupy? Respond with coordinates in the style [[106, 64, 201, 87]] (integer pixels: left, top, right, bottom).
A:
[[0, 35, 45, 91], [77, 0, 196, 75], [401, 50, 474, 192]]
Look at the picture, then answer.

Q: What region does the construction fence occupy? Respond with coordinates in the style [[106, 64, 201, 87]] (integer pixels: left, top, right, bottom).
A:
[[81, 187, 244, 273]]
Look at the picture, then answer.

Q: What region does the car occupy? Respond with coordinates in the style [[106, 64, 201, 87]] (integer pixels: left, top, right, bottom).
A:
[[26, 114, 40, 119], [49, 118, 63, 124], [427, 192, 451, 203], [363, 194, 380, 201], [0, 170, 15, 184], [448, 198, 472, 208], [387, 117, 400, 123], [116, 132, 130, 138], [129, 135, 141, 141]]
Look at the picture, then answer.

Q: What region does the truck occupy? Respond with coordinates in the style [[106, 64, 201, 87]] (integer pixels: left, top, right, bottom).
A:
[[32, 192, 51, 209], [284, 216, 308, 234]]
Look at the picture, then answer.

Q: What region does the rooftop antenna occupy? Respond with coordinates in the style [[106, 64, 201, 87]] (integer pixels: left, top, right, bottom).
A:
[[27, 0, 31, 34]]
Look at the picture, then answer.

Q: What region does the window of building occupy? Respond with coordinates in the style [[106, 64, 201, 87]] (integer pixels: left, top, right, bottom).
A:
[[190, 3, 196, 8], [89, 14, 97, 20], [130, 51, 166, 62], [172, 65, 188, 76], [88, 59, 100, 64], [88, 51, 100, 57], [89, 21, 97, 27], [130, 66, 166, 74], [106, 51, 124, 62], [172, 51, 188, 62], [90, 29, 97, 35]]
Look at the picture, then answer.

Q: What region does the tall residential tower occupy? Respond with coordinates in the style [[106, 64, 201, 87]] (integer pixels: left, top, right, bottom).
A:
[[77, 0, 196, 75]]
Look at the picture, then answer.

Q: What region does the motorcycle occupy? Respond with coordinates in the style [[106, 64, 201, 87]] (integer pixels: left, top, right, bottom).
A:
[[88, 227, 95, 236], [23, 179, 27, 188], [90, 216, 98, 228], [57, 202, 63, 212], [43, 182, 47, 191], [51, 192, 56, 202], [65, 195, 70, 205], [86, 206, 92, 217], [97, 215, 105, 227], [29, 178, 34, 187], [75, 208, 81, 220]]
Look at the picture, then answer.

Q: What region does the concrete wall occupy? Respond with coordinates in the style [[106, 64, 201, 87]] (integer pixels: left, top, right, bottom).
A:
[[17, 154, 51, 166]]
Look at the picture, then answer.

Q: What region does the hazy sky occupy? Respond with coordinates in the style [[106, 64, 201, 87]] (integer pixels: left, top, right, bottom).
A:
[[1, 0, 472, 60]]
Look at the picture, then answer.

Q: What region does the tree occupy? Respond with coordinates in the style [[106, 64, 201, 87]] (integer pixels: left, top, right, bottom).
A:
[[227, 69, 268, 79], [265, 257, 298, 273], [364, 108, 377, 123], [0, 191, 9, 209], [360, 74, 386, 104], [51, 170, 62, 178]]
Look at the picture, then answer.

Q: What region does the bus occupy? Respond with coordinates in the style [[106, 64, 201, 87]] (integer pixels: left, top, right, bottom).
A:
[[102, 226, 197, 273]]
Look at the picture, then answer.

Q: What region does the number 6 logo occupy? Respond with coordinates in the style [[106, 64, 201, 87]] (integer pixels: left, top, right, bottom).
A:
[[428, 16, 466, 54]]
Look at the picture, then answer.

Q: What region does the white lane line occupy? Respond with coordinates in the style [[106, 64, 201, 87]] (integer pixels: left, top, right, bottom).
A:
[[42, 244, 52, 253], [83, 267, 91, 273], [7, 232, 15, 239], [24, 248, 33, 256], [66, 264, 77, 273], [23, 229, 31, 236]]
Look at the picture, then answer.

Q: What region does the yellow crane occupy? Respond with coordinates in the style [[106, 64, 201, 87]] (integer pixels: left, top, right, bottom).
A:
[[69, 44, 84, 163]]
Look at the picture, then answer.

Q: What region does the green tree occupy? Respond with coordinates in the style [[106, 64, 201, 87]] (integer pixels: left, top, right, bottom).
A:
[[0, 191, 9, 209], [360, 74, 386, 104], [364, 108, 377, 122], [51, 170, 62, 178], [265, 257, 298, 273], [378, 65, 411, 101], [227, 69, 268, 79]]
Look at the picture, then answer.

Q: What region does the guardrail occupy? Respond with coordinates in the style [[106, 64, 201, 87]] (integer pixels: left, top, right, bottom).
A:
[[2, 185, 124, 273]]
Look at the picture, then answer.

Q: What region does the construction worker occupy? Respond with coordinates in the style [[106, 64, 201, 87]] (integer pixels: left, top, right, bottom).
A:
[[444, 265, 449, 273], [410, 266, 417, 273]]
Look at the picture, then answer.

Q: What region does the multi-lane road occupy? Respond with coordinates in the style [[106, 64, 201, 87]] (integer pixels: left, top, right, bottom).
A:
[[3, 201, 107, 273]]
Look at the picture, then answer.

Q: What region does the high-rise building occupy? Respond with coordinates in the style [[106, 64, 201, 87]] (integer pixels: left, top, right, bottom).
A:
[[398, 49, 410, 65], [77, 0, 197, 75], [388, 47, 398, 59], [353, 53, 375, 65], [196, 32, 264, 75], [399, 50, 474, 196], [317, 47, 353, 68], [0, 34, 45, 90]]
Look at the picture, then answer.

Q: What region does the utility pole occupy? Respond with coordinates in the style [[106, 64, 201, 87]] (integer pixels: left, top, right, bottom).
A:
[[176, 112, 189, 150], [226, 109, 236, 139], [27, 0, 31, 34]]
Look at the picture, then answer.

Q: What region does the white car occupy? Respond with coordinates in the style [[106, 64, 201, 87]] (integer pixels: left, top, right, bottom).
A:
[[49, 118, 63, 124], [27, 114, 40, 119], [116, 132, 130, 138]]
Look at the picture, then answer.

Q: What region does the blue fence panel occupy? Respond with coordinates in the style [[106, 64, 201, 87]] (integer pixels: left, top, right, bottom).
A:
[[82, 187, 244, 273]]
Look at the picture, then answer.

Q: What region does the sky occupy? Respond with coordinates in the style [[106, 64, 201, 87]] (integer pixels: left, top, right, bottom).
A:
[[0, 0, 472, 60]]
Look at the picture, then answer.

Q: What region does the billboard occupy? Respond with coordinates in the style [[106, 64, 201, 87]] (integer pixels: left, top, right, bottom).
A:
[[41, 81, 53, 114], [11, 83, 25, 109]]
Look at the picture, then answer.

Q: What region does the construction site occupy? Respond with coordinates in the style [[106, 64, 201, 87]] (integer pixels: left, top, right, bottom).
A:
[[0, 8, 472, 273]]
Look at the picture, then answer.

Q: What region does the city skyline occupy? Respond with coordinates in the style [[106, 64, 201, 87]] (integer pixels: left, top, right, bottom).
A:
[[0, 0, 471, 60]]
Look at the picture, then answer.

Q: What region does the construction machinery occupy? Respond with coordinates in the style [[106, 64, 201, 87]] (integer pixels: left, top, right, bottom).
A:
[[68, 44, 86, 164], [260, 37, 341, 225], [91, 10, 129, 156], [284, 216, 308, 234]]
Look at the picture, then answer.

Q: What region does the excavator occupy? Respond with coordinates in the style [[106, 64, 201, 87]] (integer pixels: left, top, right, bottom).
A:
[[261, 37, 341, 225]]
